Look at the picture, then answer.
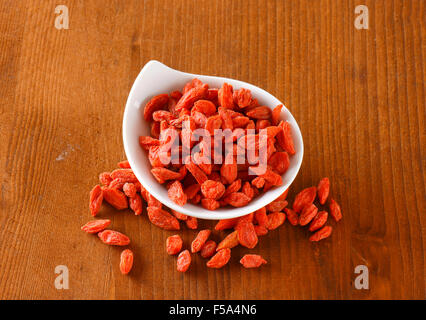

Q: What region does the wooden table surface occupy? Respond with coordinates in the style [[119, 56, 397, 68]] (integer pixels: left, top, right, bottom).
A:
[[0, 0, 424, 300]]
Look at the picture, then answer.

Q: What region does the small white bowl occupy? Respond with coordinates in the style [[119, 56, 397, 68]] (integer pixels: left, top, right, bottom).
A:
[[123, 60, 303, 220]]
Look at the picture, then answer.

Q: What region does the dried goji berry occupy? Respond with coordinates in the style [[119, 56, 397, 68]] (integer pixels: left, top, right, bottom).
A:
[[220, 154, 237, 184], [277, 121, 295, 155], [192, 99, 217, 116], [99, 172, 113, 186], [167, 180, 187, 206], [317, 177, 330, 205], [292, 186, 317, 213], [240, 254, 267, 268], [102, 187, 128, 210], [139, 136, 160, 150], [129, 194, 143, 215], [232, 116, 250, 128], [89, 185, 103, 216], [218, 83, 234, 109], [218, 107, 233, 130], [268, 151, 290, 175], [216, 230, 239, 251], [119, 249, 134, 275], [214, 218, 239, 231], [185, 215, 198, 229], [123, 183, 137, 198], [151, 167, 181, 184], [81, 219, 111, 234], [254, 225, 269, 236], [329, 199, 342, 221], [166, 235, 183, 255], [117, 160, 131, 169], [267, 212, 286, 230], [184, 184, 201, 200], [98, 230, 130, 246], [175, 84, 208, 111], [236, 221, 258, 249], [254, 207, 268, 226], [206, 248, 231, 268], [309, 211, 328, 232], [233, 88, 252, 108], [147, 193, 162, 208], [284, 208, 299, 226], [177, 249, 192, 272], [144, 94, 169, 121], [309, 225, 332, 242], [171, 209, 187, 221], [299, 204, 319, 226], [224, 192, 251, 207], [266, 200, 288, 212], [246, 106, 272, 120], [249, 167, 283, 186], [223, 179, 242, 196], [153, 110, 177, 122], [147, 207, 180, 230], [191, 229, 211, 253], [201, 198, 220, 210], [185, 162, 208, 185], [252, 177, 265, 189], [271, 104, 283, 126], [205, 115, 223, 135], [200, 240, 217, 258], [110, 169, 138, 183], [242, 181, 255, 199], [201, 180, 226, 200]]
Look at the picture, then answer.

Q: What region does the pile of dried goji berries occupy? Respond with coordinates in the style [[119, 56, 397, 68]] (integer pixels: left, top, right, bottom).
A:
[[139, 78, 296, 209], [82, 160, 342, 274]]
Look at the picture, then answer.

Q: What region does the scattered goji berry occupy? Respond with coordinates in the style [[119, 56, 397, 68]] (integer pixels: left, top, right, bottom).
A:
[[236, 221, 258, 249], [284, 208, 299, 226], [147, 207, 180, 230], [329, 199, 342, 221], [206, 248, 231, 268], [185, 216, 198, 229], [240, 254, 267, 268], [309, 211, 328, 232], [102, 187, 128, 210], [81, 219, 111, 234], [309, 226, 333, 242], [123, 182, 137, 198], [98, 230, 130, 246], [214, 218, 239, 231], [191, 229, 211, 253], [129, 194, 143, 215], [89, 185, 103, 216], [266, 212, 286, 230], [299, 204, 319, 226], [292, 186, 317, 213], [200, 240, 217, 258], [216, 230, 239, 251], [317, 177, 330, 205], [166, 235, 183, 255], [177, 249, 192, 272], [119, 249, 134, 274]]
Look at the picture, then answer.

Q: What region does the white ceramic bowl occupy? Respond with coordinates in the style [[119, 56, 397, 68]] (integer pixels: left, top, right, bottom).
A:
[[123, 60, 303, 220]]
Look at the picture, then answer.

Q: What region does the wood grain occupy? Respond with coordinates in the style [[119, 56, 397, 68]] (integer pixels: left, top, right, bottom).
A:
[[0, 0, 424, 299]]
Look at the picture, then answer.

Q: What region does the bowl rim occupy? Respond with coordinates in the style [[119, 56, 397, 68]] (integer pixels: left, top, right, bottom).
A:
[[123, 60, 304, 220]]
